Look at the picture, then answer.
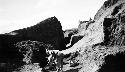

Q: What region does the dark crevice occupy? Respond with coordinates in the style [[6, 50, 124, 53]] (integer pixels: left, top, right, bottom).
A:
[[111, 4, 123, 15]]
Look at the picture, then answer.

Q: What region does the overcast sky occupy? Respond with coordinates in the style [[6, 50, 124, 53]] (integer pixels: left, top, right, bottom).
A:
[[0, 0, 106, 33]]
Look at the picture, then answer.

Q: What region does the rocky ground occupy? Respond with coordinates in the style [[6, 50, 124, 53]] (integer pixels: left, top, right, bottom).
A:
[[1, 0, 125, 72]]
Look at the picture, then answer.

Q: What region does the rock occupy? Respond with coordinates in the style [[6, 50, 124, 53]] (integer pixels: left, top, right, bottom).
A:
[[94, 0, 125, 72], [1, 0, 125, 71], [98, 52, 125, 72], [70, 35, 83, 47], [64, 28, 79, 46], [78, 19, 95, 31], [94, 0, 121, 20], [97, 0, 125, 46], [0, 16, 66, 71], [61, 0, 125, 72], [0, 34, 25, 72], [103, 17, 125, 46], [13, 16, 66, 50]]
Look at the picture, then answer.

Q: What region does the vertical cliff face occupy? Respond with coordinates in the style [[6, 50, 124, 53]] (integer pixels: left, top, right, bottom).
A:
[[95, 0, 125, 72], [94, 0, 125, 46]]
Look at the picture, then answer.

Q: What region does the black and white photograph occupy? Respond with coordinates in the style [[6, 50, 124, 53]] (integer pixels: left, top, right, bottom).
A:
[[0, 0, 125, 72]]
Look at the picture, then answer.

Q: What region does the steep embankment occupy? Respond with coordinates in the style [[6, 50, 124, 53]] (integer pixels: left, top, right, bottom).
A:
[[62, 0, 125, 72]]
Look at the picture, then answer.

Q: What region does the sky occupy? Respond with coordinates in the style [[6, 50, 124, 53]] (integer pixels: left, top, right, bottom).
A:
[[0, 0, 107, 34]]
